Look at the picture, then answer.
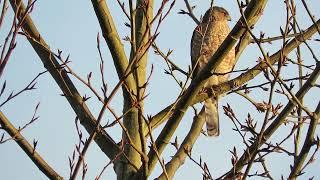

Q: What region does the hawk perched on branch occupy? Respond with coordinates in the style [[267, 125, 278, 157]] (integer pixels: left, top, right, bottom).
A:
[[191, 6, 235, 136]]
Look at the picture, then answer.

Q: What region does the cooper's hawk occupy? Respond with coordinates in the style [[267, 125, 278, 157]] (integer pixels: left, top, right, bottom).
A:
[[191, 6, 235, 136]]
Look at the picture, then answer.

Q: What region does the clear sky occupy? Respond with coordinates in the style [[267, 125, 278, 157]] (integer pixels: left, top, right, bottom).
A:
[[1, 0, 319, 179]]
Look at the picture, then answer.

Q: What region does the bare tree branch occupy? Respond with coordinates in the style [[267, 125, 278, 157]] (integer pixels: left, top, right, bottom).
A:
[[148, 18, 320, 134], [223, 61, 320, 178], [9, 0, 120, 160], [289, 101, 320, 178], [146, 0, 269, 174], [0, 111, 63, 180], [90, 0, 137, 92], [157, 107, 206, 179]]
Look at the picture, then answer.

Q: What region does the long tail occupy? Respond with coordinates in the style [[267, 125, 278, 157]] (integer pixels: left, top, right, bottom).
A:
[[204, 97, 219, 136]]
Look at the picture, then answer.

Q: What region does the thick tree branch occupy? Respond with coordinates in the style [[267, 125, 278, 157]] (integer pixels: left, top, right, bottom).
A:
[[289, 101, 320, 178], [146, 0, 268, 174], [9, 0, 120, 160], [223, 61, 320, 178], [0, 111, 63, 180], [148, 18, 320, 134], [157, 107, 206, 179], [91, 0, 154, 178], [90, 0, 137, 92], [120, 0, 155, 179]]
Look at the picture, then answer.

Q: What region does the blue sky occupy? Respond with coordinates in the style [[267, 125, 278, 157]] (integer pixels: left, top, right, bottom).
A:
[[1, 0, 319, 179]]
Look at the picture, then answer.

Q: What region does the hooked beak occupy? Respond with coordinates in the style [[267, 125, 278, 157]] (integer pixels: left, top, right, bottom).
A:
[[227, 15, 232, 21]]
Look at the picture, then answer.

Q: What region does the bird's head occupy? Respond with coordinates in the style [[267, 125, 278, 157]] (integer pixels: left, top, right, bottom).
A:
[[202, 6, 231, 23]]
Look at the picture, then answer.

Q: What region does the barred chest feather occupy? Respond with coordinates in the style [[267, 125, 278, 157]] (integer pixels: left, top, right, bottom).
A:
[[199, 20, 235, 84]]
